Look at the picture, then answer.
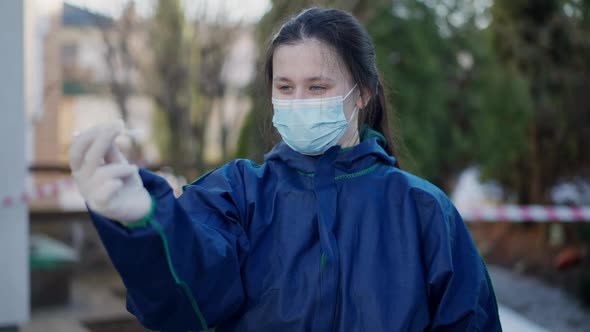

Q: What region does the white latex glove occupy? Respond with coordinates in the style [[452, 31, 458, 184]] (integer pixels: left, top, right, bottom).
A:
[[69, 122, 152, 224]]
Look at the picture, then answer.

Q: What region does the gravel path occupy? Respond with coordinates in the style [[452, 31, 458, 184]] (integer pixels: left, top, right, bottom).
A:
[[489, 265, 590, 332]]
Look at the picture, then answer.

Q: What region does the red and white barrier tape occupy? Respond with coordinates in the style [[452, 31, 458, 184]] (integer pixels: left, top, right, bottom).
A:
[[460, 205, 590, 222], [2, 178, 75, 208], [3, 180, 590, 223]]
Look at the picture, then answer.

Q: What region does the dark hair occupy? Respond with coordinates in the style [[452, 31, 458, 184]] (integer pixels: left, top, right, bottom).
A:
[[264, 7, 400, 167]]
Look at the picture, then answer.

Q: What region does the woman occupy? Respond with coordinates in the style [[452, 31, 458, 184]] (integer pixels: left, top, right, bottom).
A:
[[70, 8, 502, 332]]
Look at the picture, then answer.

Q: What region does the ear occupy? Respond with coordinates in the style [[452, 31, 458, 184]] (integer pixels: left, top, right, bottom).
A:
[[355, 87, 373, 109]]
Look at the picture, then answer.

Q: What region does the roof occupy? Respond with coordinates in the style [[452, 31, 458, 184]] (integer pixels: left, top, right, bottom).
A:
[[63, 3, 114, 28]]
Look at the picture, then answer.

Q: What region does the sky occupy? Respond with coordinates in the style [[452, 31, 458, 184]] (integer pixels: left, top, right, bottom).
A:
[[64, 0, 271, 22]]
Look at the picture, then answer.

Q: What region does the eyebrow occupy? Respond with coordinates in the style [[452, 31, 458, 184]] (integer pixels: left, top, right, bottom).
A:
[[273, 76, 335, 83]]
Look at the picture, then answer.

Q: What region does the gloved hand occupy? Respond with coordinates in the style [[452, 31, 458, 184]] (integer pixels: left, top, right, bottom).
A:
[[69, 122, 152, 224]]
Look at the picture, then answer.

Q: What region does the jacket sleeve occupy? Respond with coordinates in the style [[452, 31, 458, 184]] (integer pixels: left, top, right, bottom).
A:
[[88, 166, 250, 332], [413, 189, 502, 332]]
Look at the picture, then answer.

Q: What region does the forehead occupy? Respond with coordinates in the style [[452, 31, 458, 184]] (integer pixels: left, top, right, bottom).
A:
[[272, 38, 350, 81]]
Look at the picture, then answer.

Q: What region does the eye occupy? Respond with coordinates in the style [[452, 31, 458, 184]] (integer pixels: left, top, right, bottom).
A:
[[278, 86, 293, 92], [310, 85, 326, 91]]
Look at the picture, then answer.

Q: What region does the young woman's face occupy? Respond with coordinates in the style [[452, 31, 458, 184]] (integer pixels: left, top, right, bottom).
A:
[[272, 38, 361, 111]]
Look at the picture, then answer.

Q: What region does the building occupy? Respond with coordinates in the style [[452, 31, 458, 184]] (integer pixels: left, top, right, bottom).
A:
[[31, 2, 158, 211]]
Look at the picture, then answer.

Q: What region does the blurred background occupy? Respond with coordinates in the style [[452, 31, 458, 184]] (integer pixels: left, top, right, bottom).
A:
[[0, 0, 589, 331]]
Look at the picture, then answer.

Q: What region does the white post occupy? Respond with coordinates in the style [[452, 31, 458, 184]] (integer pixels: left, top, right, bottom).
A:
[[0, 0, 30, 329]]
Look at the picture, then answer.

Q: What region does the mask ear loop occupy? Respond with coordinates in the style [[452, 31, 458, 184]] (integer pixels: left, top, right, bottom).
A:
[[342, 105, 361, 147], [344, 83, 360, 125], [343, 83, 358, 101], [344, 83, 361, 144]]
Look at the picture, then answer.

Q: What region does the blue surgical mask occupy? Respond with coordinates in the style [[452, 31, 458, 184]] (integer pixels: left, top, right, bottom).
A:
[[272, 84, 358, 155]]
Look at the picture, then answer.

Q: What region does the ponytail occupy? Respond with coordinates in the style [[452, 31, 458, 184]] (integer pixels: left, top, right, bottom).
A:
[[360, 77, 401, 168]]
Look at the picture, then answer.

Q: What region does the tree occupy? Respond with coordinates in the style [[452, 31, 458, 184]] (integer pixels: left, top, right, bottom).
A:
[[149, 0, 192, 176], [98, 1, 143, 161], [489, 0, 590, 203], [147, 0, 238, 178], [368, 0, 532, 192], [193, 16, 240, 172], [370, 1, 456, 186]]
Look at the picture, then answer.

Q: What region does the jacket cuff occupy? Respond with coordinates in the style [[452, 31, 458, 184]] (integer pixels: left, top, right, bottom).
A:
[[125, 195, 157, 230]]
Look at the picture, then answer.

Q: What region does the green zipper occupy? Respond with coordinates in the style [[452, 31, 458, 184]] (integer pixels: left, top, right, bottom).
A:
[[298, 162, 381, 180], [125, 197, 211, 331]]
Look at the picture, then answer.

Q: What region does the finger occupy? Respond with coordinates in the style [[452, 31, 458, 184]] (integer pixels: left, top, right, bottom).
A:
[[93, 179, 124, 207], [70, 125, 106, 172], [69, 122, 124, 172], [94, 163, 138, 183], [105, 144, 128, 164], [83, 125, 124, 173]]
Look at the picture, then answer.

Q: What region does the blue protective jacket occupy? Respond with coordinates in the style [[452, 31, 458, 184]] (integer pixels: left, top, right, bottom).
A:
[[90, 133, 502, 332]]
